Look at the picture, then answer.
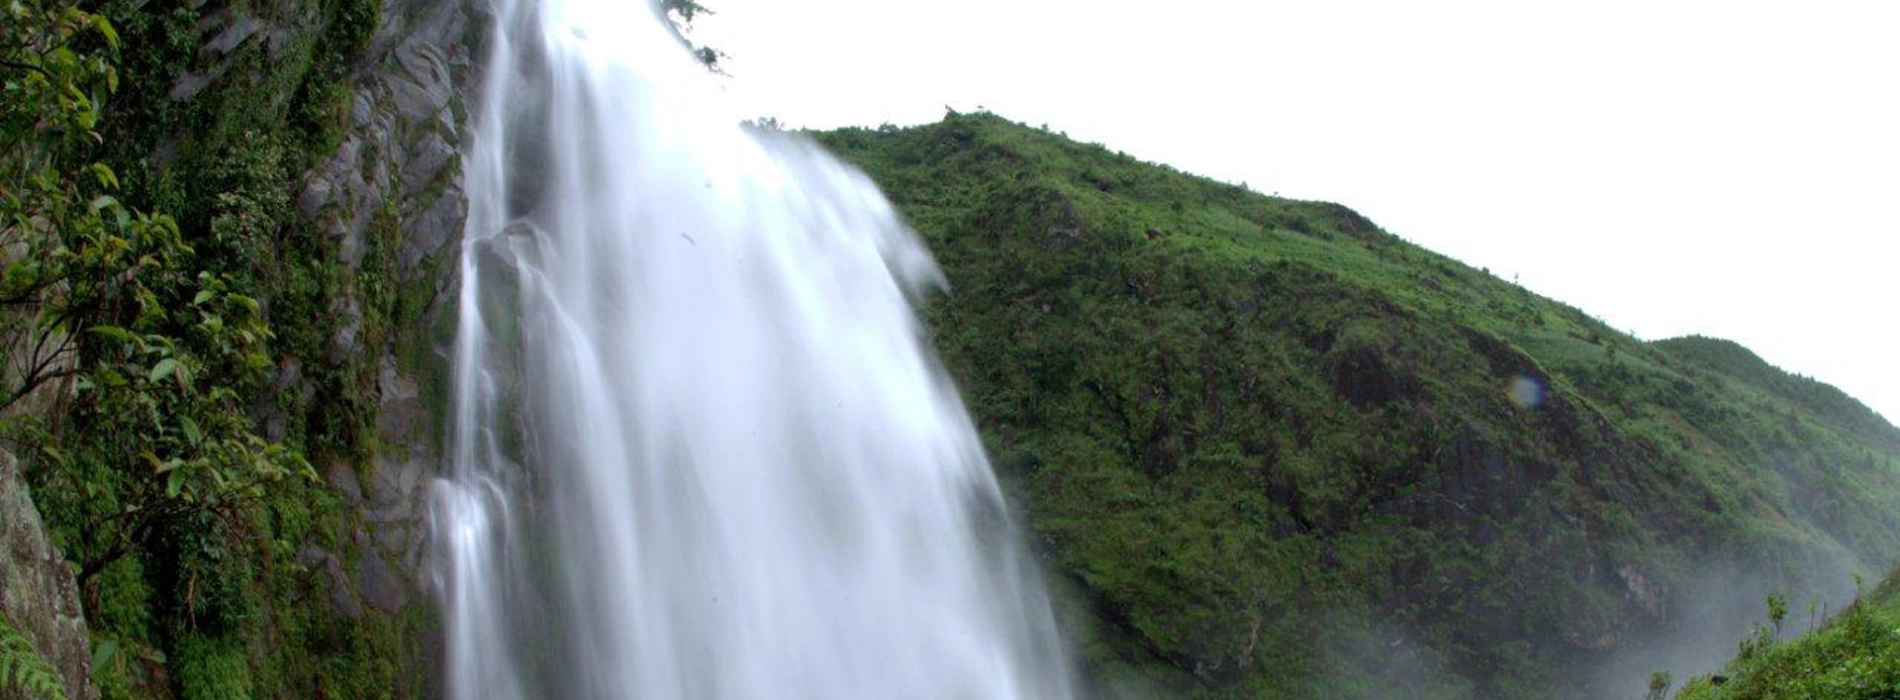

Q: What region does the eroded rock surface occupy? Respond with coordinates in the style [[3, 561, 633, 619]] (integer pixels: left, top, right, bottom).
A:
[[1, 451, 96, 700], [291, 0, 483, 622]]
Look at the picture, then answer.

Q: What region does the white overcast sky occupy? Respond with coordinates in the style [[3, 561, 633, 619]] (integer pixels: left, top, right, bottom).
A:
[[693, 0, 1900, 423]]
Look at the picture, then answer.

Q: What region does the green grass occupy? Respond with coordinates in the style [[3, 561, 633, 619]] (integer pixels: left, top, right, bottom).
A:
[[818, 113, 1900, 699]]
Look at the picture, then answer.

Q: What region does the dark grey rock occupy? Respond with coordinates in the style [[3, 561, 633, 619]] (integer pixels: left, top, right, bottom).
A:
[[263, 410, 288, 442], [168, 71, 221, 101], [391, 44, 454, 119], [1, 450, 98, 700], [326, 462, 365, 506], [323, 554, 363, 620], [375, 523, 410, 555], [369, 459, 406, 507], [351, 91, 376, 128], [356, 549, 410, 613], [327, 297, 363, 364], [402, 131, 455, 196], [403, 184, 466, 270], [205, 16, 263, 55], [377, 358, 423, 440], [295, 544, 331, 568]]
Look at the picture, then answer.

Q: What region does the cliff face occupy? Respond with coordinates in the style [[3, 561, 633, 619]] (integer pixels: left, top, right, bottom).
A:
[[10, 0, 484, 694], [288, 0, 477, 626], [3, 450, 95, 700]]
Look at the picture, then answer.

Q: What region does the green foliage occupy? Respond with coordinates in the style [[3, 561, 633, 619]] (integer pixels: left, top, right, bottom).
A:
[[4, 0, 432, 697], [1, 0, 315, 603], [661, 0, 724, 69], [1678, 570, 1900, 699], [818, 113, 1900, 699], [1647, 671, 1674, 700], [172, 635, 250, 700], [0, 0, 119, 154], [662, 0, 709, 22], [290, 0, 379, 156], [1, 0, 122, 417], [0, 613, 67, 700]]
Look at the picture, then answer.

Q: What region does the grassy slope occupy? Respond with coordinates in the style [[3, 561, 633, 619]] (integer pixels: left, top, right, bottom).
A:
[[815, 114, 1900, 699], [1677, 568, 1900, 699]]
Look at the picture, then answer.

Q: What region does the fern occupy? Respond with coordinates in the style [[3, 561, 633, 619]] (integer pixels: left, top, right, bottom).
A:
[[0, 613, 67, 700]]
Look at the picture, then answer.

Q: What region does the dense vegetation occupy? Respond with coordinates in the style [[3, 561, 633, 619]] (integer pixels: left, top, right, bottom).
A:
[[3, 0, 439, 696], [817, 114, 1900, 699]]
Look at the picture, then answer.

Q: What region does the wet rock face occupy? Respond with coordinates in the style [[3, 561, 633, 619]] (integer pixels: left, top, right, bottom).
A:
[[299, 0, 479, 283], [0, 451, 96, 700], [357, 356, 436, 612], [292, 0, 485, 623]]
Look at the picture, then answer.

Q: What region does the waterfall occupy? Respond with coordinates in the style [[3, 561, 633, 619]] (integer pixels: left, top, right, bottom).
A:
[[427, 0, 1076, 697]]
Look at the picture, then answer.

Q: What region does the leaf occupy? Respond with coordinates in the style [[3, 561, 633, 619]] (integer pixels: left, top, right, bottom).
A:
[[90, 639, 117, 671], [87, 325, 134, 343], [89, 13, 119, 52], [180, 417, 202, 446], [148, 358, 178, 384], [165, 470, 182, 498], [2, 608, 69, 700], [193, 289, 214, 305], [89, 162, 118, 190]]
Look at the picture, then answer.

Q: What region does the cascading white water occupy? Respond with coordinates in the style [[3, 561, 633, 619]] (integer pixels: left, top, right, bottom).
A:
[[428, 0, 1076, 697]]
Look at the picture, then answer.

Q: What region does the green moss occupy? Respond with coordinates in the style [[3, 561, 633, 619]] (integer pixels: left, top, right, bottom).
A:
[[174, 635, 252, 700], [92, 556, 154, 645], [252, 549, 433, 698]]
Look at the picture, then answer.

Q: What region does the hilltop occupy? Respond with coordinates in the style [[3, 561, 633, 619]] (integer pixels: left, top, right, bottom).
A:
[[817, 113, 1900, 698]]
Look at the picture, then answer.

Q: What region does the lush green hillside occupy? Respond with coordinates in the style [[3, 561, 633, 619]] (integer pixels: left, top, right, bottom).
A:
[[1676, 567, 1900, 699], [816, 113, 1900, 699]]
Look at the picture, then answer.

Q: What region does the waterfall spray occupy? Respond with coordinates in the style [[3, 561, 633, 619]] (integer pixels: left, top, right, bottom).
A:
[[428, 0, 1076, 697]]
